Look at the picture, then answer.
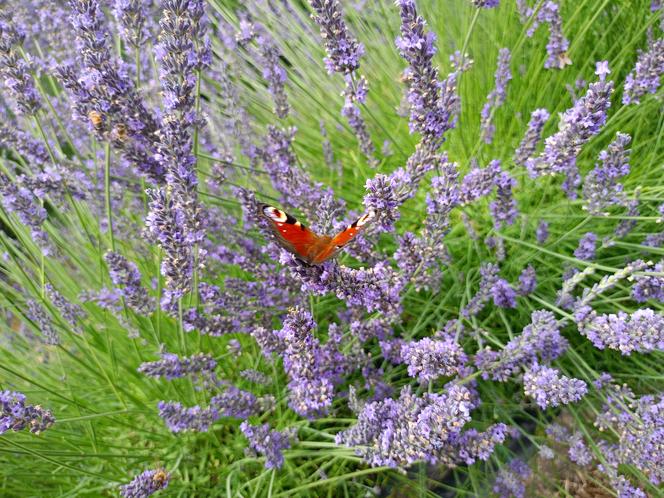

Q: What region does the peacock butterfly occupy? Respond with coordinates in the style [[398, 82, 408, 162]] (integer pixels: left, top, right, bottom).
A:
[[257, 203, 375, 265]]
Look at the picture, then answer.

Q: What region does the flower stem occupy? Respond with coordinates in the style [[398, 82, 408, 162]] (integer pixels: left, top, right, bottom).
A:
[[104, 142, 115, 251]]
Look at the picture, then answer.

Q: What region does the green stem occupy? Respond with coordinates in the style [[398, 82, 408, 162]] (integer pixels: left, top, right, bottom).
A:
[[104, 142, 116, 251]]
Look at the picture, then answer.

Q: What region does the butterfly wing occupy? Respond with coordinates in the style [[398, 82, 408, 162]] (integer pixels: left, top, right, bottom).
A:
[[258, 204, 321, 264], [311, 210, 376, 264]]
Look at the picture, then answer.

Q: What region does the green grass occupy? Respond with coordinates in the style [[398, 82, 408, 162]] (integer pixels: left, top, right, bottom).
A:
[[1, 0, 663, 496]]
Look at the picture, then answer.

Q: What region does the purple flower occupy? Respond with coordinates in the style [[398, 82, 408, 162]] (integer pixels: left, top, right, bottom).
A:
[[308, 0, 364, 74], [568, 432, 592, 465], [0, 390, 54, 434], [582, 133, 631, 214], [492, 459, 531, 498], [536, 220, 550, 244], [475, 310, 568, 381], [632, 261, 664, 302], [574, 232, 597, 261], [400, 336, 468, 383], [462, 263, 500, 317], [489, 171, 518, 229], [523, 363, 588, 409], [517, 265, 537, 295], [336, 384, 475, 467], [480, 48, 511, 144], [44, 284, 85, 334], [276, 308, 342, 417], [596, 390, 664, 485], [104, 252, 153, 313], [577, 308, 664, 354], [113, 0, 152, 49], [525, 1, 571, 70], [471, 0, 500, 7], [491, 278, 517, 308], [240, 422, 294, 469], [120, 469, 170, 498], [0, 173, 50, 255], [342, 75, 377, 166], [623, 38, 664, 105], [139, 352, 216, 380], [459, 159, 501, 205], [254, 27, 290, 119], [395, 0, 458, 146], [0, 17, 42, 114], [514, 108, 550, 167], [25, 299, 59, 345], [526, 67, 613, 198]]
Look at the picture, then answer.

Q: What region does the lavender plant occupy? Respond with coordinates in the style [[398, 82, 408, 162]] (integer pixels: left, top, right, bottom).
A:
[[0, 0, 662, 496]]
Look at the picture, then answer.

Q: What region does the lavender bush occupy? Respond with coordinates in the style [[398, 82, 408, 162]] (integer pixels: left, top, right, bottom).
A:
[[0, 0, 663, 496]]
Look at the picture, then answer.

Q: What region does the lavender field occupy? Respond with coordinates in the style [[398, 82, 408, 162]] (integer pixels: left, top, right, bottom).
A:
[[0, 0, 663, 496]]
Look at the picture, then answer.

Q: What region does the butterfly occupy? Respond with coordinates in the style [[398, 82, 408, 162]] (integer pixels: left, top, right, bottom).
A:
[[258, 203, 376, 265]]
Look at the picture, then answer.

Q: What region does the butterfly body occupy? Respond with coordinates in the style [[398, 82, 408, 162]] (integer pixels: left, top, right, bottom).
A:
[[258, 203, 374, 265]]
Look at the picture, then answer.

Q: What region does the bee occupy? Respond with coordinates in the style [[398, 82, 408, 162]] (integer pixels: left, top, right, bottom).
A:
[[112, 123, 128, 143], [152, 469, 168, 486], [88, 110, 103, 131]]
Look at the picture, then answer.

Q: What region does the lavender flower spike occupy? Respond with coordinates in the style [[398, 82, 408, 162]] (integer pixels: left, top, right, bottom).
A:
[[138, 352, 216, 380], [514, 108, 549, 167], [400, 336, 468, 383], [105, 251, 154, 313], [308, 0, 365, 74], [525, 62, 613, 199], [623, 38, 664, 105], [523, 363, 588, 409], [480, 48, 512, 144], [396, 0, 458, 146], [582, 133, 631, 215], [120, 468, 170, 498], [471, 0, 500, 7], [240, 421, 294, 469], [574, 232, 597, 261], [0, 390, 55, 434]]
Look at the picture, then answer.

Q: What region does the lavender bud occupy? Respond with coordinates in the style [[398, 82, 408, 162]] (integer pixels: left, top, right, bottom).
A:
[[523, 363, 588, 409], [0, 390, 54, 434], [120, 468, 170, 498]]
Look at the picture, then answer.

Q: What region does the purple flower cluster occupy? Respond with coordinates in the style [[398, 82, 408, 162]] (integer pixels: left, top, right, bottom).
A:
[[104, 251, 153, 314], [523, 363, 588, 408], [567, 431, 592, 465], [514, 108, 550, 167], [489, 171, 518, 229], [462, 263, 499, 317], [0, 15, 41, 115], [576, 308, 664, 354], [44, 284, 85, 334], [475, 310, 568, 381], [623, 38, 664, 105], [395, 0, 458, 146], [158, 385, 260, 432], [582, 133, 631, 215], [596, 390, 664, 485], [492, 459, 531, 498], [139, 352, 217, 380], [400, 336, 468, 383], [471, 0, 500, 8], [518, 265, 537, 295], [113, 0, 152, 49], [0, 173, 50, 255], [0, 390, 55, 434], [525, 1, 571, 69], [120, 468, 170, 498], [574, 232, 597, 261], [308, 0, 364, 74], [254, 27, 290, 119], [26, 299, 59, 345], [459, 159, 501, 205], [240, 421, 294, 469], [63, 0, 164, 181], [337, 384, 505, 467], [536, 220, 549, 244], [480, 48, 512, 144], [632, 261, 664, 302], [526, 63, 613, 198], [341, 75, 377, 166], [276, 308, 344, 417]]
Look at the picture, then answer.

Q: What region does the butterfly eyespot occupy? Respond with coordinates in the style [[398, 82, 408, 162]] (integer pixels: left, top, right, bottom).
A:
[[263, 206, 288, 222]]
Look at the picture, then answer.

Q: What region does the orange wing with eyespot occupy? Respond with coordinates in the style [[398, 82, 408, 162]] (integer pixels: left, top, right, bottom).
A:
[[258, 204, 376, 265], [258, 204, 322, 264], [310, 211, 376, 264]]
